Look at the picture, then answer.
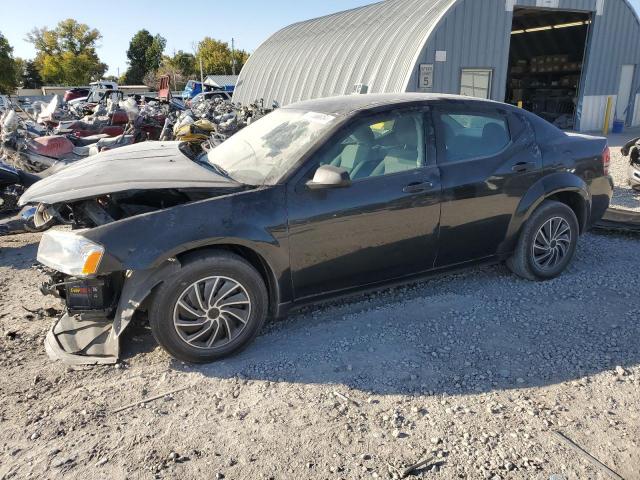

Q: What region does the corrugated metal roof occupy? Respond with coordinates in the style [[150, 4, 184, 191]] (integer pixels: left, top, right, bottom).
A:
[[204, 75, 239, 87], [233, 0, 456, 106]]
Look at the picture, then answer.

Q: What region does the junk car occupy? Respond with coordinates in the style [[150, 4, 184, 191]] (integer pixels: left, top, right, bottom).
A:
[[20, 93, 613, 365]]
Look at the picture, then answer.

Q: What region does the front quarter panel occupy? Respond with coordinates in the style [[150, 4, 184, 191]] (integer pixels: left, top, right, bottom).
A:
[[82, 186, 291, 298]]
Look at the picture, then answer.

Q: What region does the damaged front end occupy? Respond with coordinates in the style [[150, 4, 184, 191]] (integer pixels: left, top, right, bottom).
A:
[[40, 256, 181, 365], [622, 136, 640, 190], [24, 141, 249, 365]]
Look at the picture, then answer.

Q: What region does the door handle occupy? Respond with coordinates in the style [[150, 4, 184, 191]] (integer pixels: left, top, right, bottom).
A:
[[512, 162, 536, 173], [403, 181, 433, 193]]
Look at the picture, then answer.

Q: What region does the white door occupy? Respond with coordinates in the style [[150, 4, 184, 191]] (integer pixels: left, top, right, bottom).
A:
[[616, 65, 635, 122]]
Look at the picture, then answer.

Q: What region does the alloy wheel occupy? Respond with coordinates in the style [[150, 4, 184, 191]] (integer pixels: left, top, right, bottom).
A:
[[532, 216, 572, 270], [173, 276, 251, 350]]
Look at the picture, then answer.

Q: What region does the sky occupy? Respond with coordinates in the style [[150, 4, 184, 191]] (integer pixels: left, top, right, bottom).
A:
[[1, 0, 639, 77], [0, 0, 373, 77]]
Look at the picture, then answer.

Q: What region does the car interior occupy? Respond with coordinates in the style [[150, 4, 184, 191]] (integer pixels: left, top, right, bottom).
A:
[[321, 113, 425, 179], [440, 113, 511, 162], [319, 110, 512, 177]]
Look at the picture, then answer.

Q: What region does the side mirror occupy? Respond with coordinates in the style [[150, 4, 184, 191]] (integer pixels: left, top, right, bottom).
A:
[[306, 165, 351, 189]]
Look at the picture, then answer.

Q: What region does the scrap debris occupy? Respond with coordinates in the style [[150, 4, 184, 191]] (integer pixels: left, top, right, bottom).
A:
[[333, 390, 360, 407], [111, 385, 192, 414], [387, 456, 435, 479], [552, 431, 625, 480]]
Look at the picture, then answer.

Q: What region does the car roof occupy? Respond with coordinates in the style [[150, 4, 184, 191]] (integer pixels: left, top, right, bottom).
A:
[[282, 93, 508, 116]]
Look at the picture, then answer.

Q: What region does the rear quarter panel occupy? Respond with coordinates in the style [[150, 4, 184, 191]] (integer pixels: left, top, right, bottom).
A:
[[547, 133, 611, 227]]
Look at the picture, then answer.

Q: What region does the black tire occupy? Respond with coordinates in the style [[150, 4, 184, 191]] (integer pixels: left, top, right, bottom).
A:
[[149, 251, 268, 363], [507, 200, 579, 281]]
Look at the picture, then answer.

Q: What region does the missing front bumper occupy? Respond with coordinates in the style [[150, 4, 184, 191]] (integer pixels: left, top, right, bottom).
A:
[[44, 312, 119, 365]]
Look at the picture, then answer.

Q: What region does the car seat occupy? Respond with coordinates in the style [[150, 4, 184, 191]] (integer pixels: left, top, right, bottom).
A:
[[369, 116, 420, 176]]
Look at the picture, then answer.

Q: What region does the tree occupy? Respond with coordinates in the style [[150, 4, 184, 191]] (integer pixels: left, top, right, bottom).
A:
[[13, 57, 25, 88], [22, 60, 43, 89], [27, 19, 107, 85], [196, 38, 249, 76], [154, 51, 197, 90], [170, 50, 196, 78], [124, 30, 166, 85], [0, 32, 18, 94]]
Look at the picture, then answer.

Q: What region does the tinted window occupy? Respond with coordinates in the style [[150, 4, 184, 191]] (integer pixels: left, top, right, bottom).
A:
[[316, 112, 425, 180], [439, 112, 510, 162]]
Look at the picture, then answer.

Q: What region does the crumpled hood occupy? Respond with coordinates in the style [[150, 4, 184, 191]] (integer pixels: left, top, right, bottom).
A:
[[19, 141, 239, 206]]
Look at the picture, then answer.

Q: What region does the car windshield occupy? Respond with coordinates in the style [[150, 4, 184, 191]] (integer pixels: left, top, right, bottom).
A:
[[204, 109, 337, 185]]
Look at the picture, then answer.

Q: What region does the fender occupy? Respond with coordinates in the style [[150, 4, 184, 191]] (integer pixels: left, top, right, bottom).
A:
[[82, 185, 293, 304], [499, 172, 590, 255]]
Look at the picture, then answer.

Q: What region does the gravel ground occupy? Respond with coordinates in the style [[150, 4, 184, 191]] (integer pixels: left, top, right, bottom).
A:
[[608, 131, 640, 212], [0, 228, 639, 480]]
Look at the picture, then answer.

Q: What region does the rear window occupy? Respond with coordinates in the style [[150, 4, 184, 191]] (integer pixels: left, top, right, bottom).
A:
[[524, 111, 566, 143], [439, 112, 510, 162]]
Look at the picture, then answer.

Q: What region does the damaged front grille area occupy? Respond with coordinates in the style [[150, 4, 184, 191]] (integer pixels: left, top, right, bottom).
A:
[[48, 187, 241, 228], [41, 271, 122, 314], [41, 271, 124, 364]]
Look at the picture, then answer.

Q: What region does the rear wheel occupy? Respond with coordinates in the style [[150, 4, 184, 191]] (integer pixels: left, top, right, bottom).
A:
[[507, 200, 579, 281], [149, 251, 268, 363]]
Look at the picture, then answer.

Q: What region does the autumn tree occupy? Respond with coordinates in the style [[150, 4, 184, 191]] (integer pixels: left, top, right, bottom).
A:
[[27, 19, 107, 85], [0, 32, 18, 94], [124, 30, 166, 85], [196, 38, 249, 76]]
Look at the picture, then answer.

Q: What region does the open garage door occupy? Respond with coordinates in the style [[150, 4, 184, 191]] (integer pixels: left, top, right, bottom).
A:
[[506, 7, 592, 130]]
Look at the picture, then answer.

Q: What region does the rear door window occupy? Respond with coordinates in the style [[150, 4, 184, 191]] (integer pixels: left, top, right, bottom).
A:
[[438, 111, 511, 163]]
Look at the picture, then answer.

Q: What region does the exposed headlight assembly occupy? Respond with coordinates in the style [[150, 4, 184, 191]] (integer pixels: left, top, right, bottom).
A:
[[37, 229, 104, 277]]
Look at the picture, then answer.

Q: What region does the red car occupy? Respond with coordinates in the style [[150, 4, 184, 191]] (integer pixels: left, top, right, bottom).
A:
[[63, 88, 90, 103]]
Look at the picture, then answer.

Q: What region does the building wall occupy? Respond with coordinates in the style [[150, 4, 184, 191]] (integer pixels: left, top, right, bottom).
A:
[[410, 0, 640, 131], [407, 0, 513, 101]]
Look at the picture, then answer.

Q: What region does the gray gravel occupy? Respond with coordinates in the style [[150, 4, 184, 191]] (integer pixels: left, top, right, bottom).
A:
[[607, 129, 640, 212], [609, 146, 640, 211], [1, 226, 639, 479]]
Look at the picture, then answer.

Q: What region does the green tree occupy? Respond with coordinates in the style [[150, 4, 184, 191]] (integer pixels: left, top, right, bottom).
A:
[[22, 60, 43, 89], [196, 38, 249, 76], [27, 19, 107, 85], [170, 50, 196, 77], [0, 32, 18, 94], [154, 51, 197, 90], [13, 57, 25, 88], [124, 30, 166, 85]]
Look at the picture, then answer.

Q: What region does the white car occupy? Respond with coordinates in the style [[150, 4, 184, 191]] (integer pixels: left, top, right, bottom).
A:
[[67, 81, 119, 107]]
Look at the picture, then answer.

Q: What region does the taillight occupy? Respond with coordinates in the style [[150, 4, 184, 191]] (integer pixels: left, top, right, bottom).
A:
[[602, 146, 610, 175]]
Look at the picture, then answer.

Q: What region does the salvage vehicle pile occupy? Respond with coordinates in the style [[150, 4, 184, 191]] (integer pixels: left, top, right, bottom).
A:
[[0, 88, 276, 234]]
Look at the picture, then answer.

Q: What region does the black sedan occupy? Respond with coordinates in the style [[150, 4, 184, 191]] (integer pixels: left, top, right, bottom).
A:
[[24, 93, 613, 364]]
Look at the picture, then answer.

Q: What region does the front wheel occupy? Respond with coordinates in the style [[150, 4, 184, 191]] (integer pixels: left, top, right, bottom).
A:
[[507, 200, 579, 281], [149, 251, 268, 363]]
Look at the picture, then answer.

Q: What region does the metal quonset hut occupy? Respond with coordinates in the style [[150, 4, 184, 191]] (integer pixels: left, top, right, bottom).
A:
[[233, 0, 640, 132]]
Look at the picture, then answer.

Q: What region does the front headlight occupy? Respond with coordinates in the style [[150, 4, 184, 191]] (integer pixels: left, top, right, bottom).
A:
[[37, 229, 105, 276]]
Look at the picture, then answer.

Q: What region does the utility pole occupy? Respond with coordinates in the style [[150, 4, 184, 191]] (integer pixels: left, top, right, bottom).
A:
[[231, 37, 236, 76], [200, 55, 204, 86]]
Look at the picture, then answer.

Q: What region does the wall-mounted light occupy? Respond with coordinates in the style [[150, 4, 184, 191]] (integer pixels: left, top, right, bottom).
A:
[[511, 29, 525, 34]]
